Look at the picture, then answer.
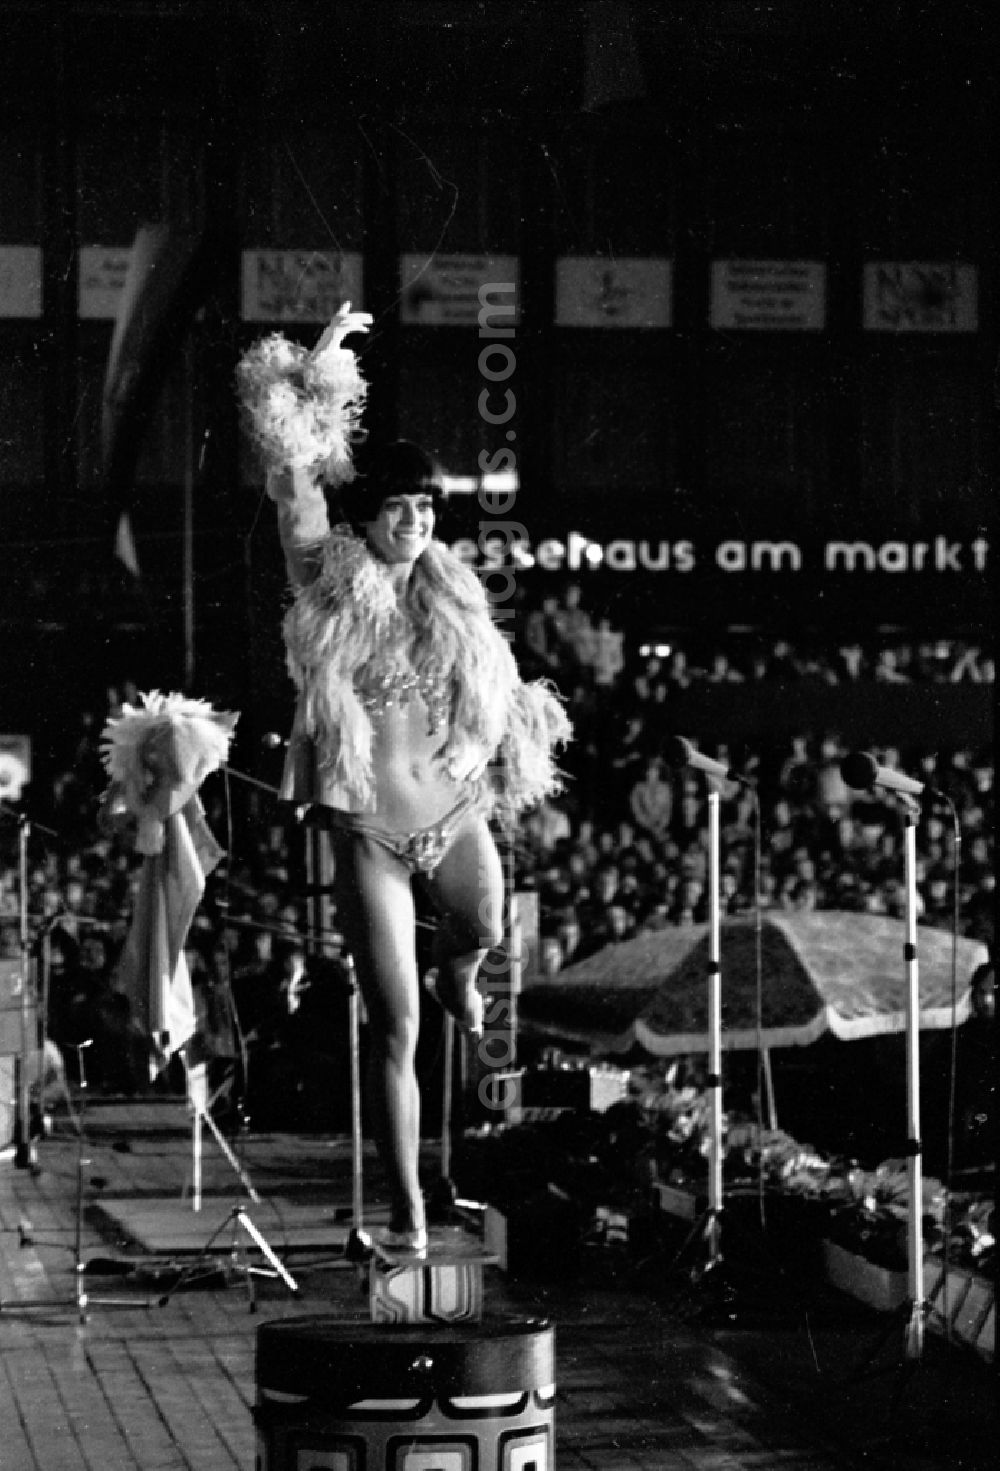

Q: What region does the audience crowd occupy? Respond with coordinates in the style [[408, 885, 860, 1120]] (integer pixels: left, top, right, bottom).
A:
[[0, 586, 993, 1119]]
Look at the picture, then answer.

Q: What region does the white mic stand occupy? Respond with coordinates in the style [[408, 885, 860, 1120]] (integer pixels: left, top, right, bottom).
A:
[[662, 744, 736, 1280], [900, 794, 926, 1362], [703, 778, 725, 1273]]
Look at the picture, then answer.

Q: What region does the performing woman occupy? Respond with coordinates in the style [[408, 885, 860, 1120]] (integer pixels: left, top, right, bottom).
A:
[[238, 312, 570, 1251]]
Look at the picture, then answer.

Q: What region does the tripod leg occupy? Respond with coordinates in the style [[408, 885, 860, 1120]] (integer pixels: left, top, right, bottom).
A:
[[236, 1210, 298, 1293], [198, 1102, 261, 1204]]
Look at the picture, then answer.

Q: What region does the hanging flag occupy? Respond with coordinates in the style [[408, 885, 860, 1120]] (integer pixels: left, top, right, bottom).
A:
[[100, 692, 238, 1075], [100, 223, 204, 488], [114, 508, 141, 578], [100, 222, 207, 579]]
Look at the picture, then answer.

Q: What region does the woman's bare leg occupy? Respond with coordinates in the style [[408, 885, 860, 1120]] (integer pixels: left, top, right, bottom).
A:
[[422, 815, 505, 1034], [332, 832, 425, 1234]]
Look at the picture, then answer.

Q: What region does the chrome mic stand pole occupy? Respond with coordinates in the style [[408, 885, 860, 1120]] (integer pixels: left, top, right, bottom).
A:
[[1, 1040, 154, 1320], [15, 815, 36, 1169], [704, 780, 724, 1271], [900, 796, 926, 1362]]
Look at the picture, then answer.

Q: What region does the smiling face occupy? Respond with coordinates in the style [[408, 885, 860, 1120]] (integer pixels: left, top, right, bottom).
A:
[[363, 493, 435, 566]]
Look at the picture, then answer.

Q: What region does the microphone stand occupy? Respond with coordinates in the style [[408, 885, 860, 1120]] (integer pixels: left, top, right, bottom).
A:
[[848, 791, 930, 1398], [0, 1041, 154, 1322], [705, 779, 724, 1273], [14, 814, 35, 1169], [900, 796, 926, 1363], [0, 803, 58, 1171]]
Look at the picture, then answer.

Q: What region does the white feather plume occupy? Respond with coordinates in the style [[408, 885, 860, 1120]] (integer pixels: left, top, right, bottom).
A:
[[236, 302, 372, 484]]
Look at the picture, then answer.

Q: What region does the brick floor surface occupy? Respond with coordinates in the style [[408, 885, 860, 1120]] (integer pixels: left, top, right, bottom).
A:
[[1, 1101, 995, 1470]]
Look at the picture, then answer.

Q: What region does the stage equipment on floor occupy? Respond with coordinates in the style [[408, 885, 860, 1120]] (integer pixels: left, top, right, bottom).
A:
[[0, 1040, 154, 1321], [0, 805, 56, 1170], [156, 1053, 299, 1309], [842, 751, 930, 1367], [664, 738, 755, 1278]]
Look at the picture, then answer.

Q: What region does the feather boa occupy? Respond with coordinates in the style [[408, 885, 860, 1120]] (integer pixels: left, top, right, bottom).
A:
[[235, 303, 372, 484], [100, 692, 238, 855], [282, 528, 571, 821]]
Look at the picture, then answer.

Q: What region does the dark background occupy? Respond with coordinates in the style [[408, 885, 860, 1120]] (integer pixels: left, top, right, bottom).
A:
[[0, 0, 994, 762]]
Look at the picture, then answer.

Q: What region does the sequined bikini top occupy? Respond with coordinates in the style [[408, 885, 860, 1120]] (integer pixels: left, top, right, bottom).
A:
[[354, 657, 451, 736]]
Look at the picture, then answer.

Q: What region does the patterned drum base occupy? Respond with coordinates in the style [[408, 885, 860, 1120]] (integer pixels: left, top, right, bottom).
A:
[[256, 1317, 555, 1471]]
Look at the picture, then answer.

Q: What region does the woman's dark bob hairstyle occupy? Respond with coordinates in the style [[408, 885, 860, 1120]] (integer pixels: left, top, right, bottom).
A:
[[335, 439, 446, 530]]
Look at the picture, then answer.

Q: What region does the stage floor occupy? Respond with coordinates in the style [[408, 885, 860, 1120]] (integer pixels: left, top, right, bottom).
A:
[[2, 1098, 996, 1471], [91, 1193, 364, 1254]]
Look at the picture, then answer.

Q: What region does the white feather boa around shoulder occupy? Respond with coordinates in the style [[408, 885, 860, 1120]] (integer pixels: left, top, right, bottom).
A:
[[282, 527, 571, 821]]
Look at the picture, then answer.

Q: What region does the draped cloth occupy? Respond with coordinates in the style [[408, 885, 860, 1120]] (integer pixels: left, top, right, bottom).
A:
[[115, 797, 224, 1071], [101, 693, 238, 1076]]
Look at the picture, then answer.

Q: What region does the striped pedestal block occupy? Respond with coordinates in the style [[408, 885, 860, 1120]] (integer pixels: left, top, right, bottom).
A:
[[368, 1231, 498, 1325]]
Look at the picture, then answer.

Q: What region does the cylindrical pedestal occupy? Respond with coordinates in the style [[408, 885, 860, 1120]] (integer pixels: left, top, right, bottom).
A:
[[256, 1315, 555, 1470]]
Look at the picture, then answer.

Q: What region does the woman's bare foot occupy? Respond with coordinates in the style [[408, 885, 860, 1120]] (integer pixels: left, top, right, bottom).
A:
[[425, 966, 484, 1039]]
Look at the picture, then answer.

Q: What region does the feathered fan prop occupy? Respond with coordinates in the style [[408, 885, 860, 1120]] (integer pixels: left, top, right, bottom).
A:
[[235, 301, 373, 484], [100, 692, 238, 1075]]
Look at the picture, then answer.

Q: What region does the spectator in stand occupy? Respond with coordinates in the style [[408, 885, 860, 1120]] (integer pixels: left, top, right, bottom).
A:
[[551, 582, 597, 681], [834, 640, 866, 681], [672, 877, 706, 926], [556, 910, 582, 967], [920, 868, 953, 926], [604, 901, 638, 944], [592, 617, 625, 688], [629, 758, 673, 842], [768, 639, 800, 680], [522, 594, 565, 678], [607, 713, 649, 812], [639, 901, 672, 932], [522, 796, 572, 856], [815, 732, 851, 815], [705, 651, 744, 684], [538, 933, 565, 977], [664, 649, 693, 694], [629, 654, 664, 706], [940, 748, 978, 810], [779, 734, 818, 806]]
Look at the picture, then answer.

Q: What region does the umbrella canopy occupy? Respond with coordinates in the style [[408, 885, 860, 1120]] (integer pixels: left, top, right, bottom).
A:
[[519, 911, 988, 1057]]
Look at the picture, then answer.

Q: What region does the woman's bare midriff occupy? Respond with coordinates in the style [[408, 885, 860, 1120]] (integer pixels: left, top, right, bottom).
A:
[[346, 695, 470, 832]]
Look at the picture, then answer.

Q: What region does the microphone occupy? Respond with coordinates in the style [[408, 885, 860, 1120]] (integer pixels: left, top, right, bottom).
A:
[[840, 751, 926, 799], [262, 732, 288, 749], [664, 736, 752, 785]]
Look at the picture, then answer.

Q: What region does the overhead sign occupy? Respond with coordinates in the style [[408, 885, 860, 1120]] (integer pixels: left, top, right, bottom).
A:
[[400, 253, 520, 325], [0, 246, 42, 318], [241, 250, 363, 323], [711, 260, 826, 331], [863, 262, 978, 332], [556, 257, 672, 327], [79, 245, 131, 318]]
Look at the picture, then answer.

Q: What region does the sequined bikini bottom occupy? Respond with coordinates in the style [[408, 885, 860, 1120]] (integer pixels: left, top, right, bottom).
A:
[[309, 795, 480, 876]]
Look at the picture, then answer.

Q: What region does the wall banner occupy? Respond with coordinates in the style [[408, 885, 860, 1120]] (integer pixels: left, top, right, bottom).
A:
[[241, 250, 363, 323], [400, 253, 520, 325], [79, 245, 132, 318], [863, 262, 978, 333], [556, 257, 672, 327], [711, 259, 826, 331], [0, 246, 42, 319]]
